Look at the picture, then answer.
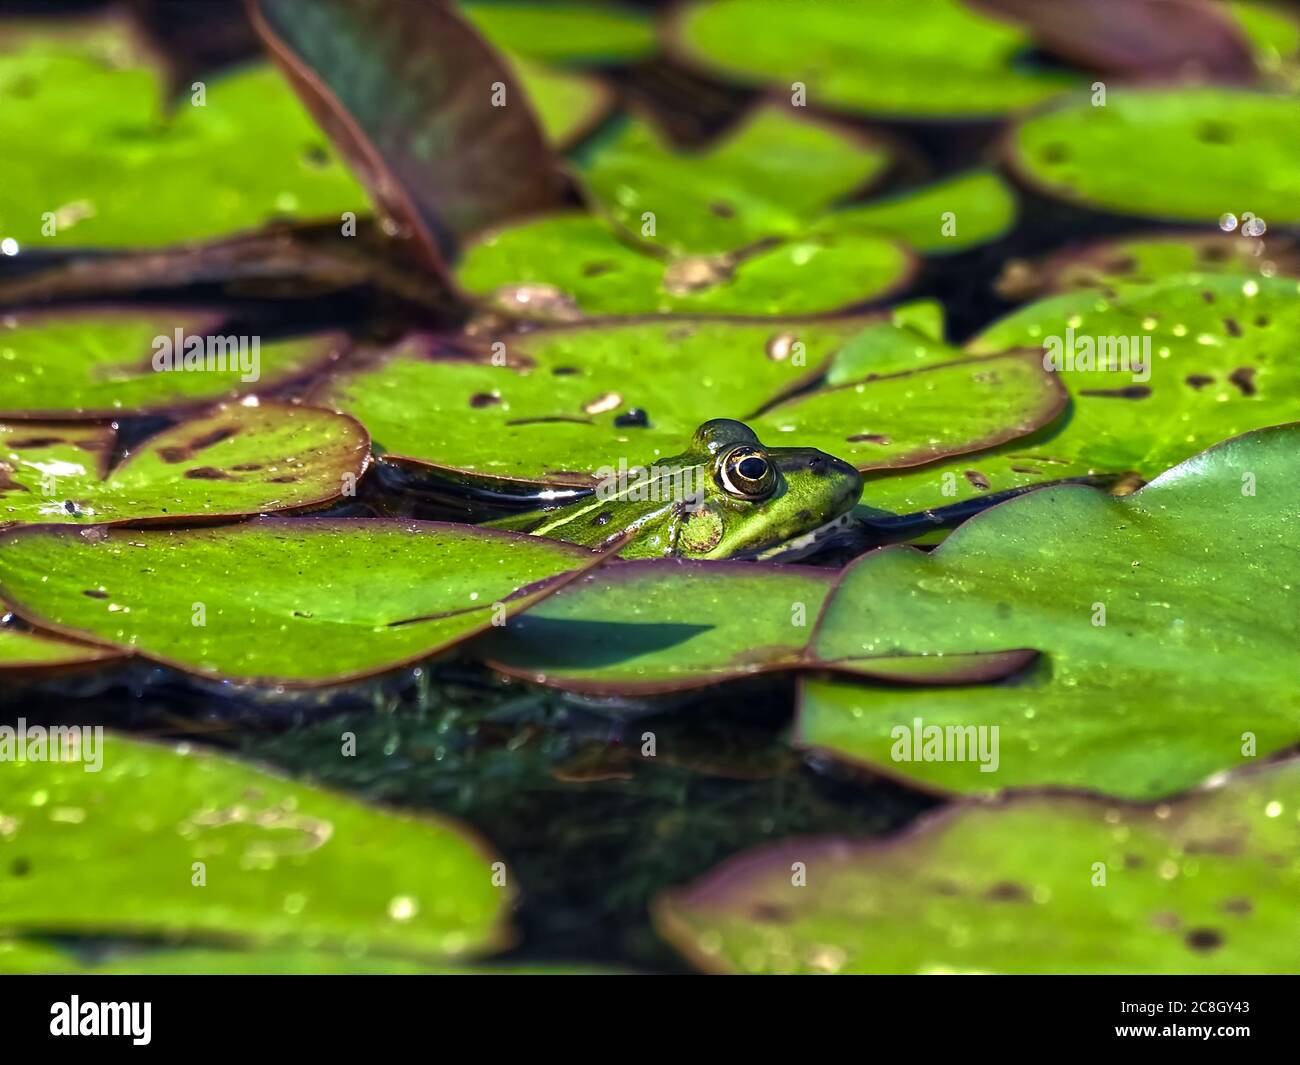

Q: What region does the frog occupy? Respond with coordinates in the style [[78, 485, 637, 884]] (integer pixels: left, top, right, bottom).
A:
[[486, 419, 863, 561]]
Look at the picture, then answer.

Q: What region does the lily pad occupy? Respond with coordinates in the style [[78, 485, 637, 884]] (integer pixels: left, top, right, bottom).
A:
[[481, 559, 1035, 694], [0, 623, 124, 674], [811, 171, 1018, 255], [249, 0, 565, 273], [857, 272, 1300, 515], [996, 232, 1297, 300], [1009, 87, 1300, 224], [316, 321, 1065, 484], [655, 757, 1300, 974], [461, 1, 656, 65], [0, 15, 368, 250], [581, 106, 891, 255], [670, 0, 1076, 118], [456, 212, 915, 319], [800, 424, 1300, 800], [0, 518, 612, 685], [0, 733, 508, 959], [0, 308, 346, 418], [511, 56, 612, 148], [0, 403, 368, 528]]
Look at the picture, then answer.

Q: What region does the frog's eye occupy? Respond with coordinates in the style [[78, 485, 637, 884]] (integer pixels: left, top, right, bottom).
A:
[[718, 445, 776, 499]]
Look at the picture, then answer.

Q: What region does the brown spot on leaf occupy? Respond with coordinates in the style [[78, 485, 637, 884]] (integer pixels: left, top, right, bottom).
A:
[[749, 902, 791, 922], [1185, 374, 1214, 390], [1185, 927, 1224, 952], [188, 426, 237, 452], [709, 201, 735, 218], [1151, 911, 1182, 930], [1011, 465, 1042, 474], [158, 447, 188, 463], [964, 470, 991, 490], [269, 475, 299, 483], [184, 467, 230, 480], [230, 463, 263, 472], [469, 392, 500, 408], [1228, 367, 1257, 396], [1201, 290, 1216, 303], [82, 589, 109, 599], [847, 433, 891, 445], [985, 881, 1028, 902], [1223, 317, 1242, 337], [5, 436, 64, 448], [505, 416, 593, 427], [1221, 896, 1253, 916], [582, 261, 616, 277], [1079, 386, 1152, 399], [551, 366, 579, 376]]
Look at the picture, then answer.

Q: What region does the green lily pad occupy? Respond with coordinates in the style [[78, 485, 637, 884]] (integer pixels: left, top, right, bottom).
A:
[[800, 424, 1300, 800], [0, 308, 346, 418], [461, 1, 656, 65], [581, 106, 890, 255], [0, 16, 367, 250], [0, 734, 507, 959], [456, 212, 914, 320], [0, 624, 123, 674], [1009, 88, 1300, 224], [996, 232, 1297, 300], [316, 320, 1064, 484], [811, 170, 1018, 254], [857, 272, 1300, 515], [0, 938, 613, 974], [0, 402, 368, 528], [655, 757, 1300, 974], [481, 559, 1035, 694], [511, 56, 612, 148], [671, 0, 1075, 118], [0, 518, 611, 685], [250, 0, 564, 273]]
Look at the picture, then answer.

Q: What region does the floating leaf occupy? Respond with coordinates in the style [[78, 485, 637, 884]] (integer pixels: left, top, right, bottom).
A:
[[581, 105, 891, 255], [316, 321, 1064, 484], [996, 232, 1297, 300], [481, 560, 1034, 694], [456, 213, 914, 320], [0, 734, 507, 959], [801, 425, 1300, 799], [461, 1, 656, 64], [1009, 88, 1300, 224], [250, 0, 565, 273], [0, 518, 610, 685], [656, 758, 1300, 974], [857, 273, 1300, 515], [811, 171, 1017, 254], [511, 56, 612, 148], [0, 403, 368, 528], [0, 624, 123, 675], [0, 15, 367, 250], [970, 0, 1256, 82], [671, 0, 1075, 118], [0, 308, 345, 418]]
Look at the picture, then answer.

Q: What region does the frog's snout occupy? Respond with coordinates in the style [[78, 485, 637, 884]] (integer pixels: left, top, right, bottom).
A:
[[812, 453, 864, 511]]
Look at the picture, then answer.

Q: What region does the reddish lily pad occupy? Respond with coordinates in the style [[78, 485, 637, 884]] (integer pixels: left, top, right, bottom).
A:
[[249, 0, 566, 274], [0, 402, 368, 528], [0, 518, 614, 686]]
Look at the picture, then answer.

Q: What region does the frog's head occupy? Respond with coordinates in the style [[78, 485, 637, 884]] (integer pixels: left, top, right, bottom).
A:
[[669, 419, 863, 560]]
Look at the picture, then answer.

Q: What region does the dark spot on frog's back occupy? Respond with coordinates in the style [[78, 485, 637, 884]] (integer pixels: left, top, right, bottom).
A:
[[184, 466, 230, 480], [592, 511, 613, 527]]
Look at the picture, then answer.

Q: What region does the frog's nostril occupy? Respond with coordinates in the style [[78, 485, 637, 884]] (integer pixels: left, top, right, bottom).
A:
[[808, 455, 827, 473]]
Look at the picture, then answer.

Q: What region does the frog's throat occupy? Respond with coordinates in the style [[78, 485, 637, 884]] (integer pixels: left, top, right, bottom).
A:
[[747, 511, 858, 562]]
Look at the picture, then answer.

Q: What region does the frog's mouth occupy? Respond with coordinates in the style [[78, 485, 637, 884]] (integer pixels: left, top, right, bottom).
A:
[[742, 511, 859, 562]]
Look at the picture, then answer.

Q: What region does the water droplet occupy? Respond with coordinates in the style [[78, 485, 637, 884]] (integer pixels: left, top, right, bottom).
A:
[[1243, 217, 1266, 237], [388, 895, 419, 921], [1219, 212, 1238, 232]]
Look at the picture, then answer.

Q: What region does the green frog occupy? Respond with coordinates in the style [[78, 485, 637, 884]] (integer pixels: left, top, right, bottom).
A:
[[486, 419, 863, 560]]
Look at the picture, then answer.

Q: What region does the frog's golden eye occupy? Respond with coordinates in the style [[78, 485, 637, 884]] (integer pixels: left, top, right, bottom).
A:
[[718, 445, 776, 499]]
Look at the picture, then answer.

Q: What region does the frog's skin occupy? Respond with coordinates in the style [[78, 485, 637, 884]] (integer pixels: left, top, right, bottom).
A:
[[486, 419, 863, 560]]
